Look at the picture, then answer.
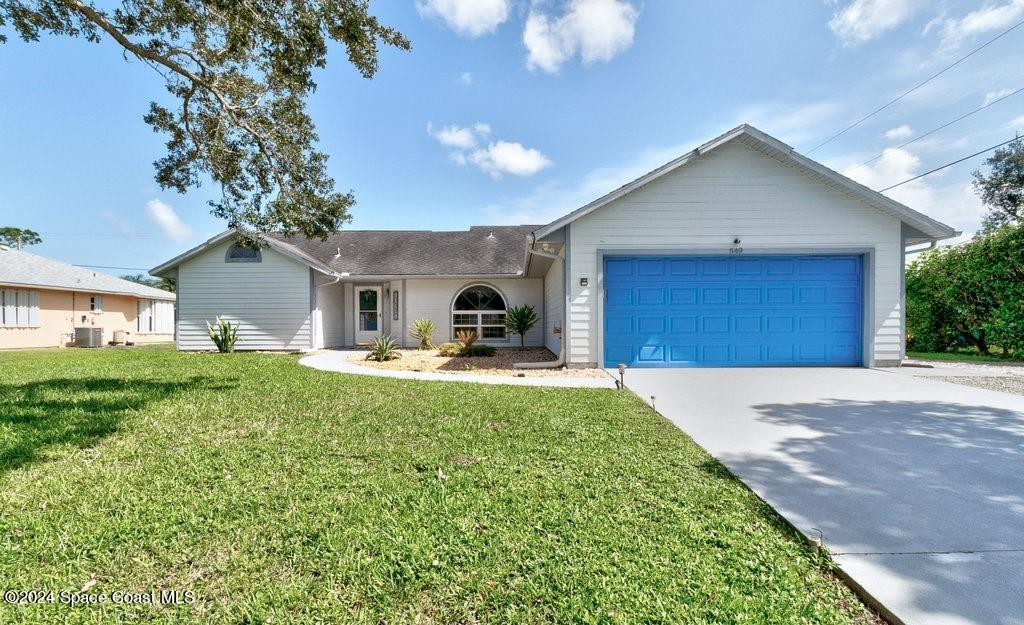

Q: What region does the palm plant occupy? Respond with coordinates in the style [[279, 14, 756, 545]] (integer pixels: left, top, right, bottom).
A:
[[365, 334, 401, 362], [456, 329, 478, 348], [206, 316, 239, 352], [504, 305, 539, 349], [409, 318, 437, 350]]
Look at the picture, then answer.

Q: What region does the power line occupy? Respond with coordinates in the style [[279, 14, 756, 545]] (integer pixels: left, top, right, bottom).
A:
[[807, 17, 1024, 154], [72, 264, 152, 270], [878, 136, 1020, 192], [861, 86, 1024, 165]]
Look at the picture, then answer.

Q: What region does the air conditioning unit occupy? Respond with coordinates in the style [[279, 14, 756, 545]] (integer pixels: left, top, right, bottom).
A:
[[74, 327, 104, 348]]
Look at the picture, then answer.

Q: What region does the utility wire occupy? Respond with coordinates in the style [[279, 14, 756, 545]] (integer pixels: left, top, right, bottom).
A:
[[861, 86, 1024, 165], [807, 17, 1024, 154], [74, 264, 154, 271], [878, 136, 1019, 192]]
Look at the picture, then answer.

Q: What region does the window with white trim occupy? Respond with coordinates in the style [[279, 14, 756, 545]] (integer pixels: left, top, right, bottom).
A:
[[225, 243, 261, 263], [452, 285, 506, 340], [90, 295, 103, 313], [137, 299, 174, 333], [1, 289, 40, 327]]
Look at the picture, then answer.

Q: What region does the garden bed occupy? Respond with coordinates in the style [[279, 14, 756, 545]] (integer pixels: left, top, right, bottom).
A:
[[353, 347, 608, 378]]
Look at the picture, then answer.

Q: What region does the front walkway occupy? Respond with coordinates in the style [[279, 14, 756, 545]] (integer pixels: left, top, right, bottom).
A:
[[299, 350, 617, 388], [621, 367, 1024, 625]]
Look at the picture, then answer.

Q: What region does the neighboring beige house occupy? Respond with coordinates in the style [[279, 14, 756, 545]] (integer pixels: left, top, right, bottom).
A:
[[153, 125, 958, 368], [0, 246, 175, 350]]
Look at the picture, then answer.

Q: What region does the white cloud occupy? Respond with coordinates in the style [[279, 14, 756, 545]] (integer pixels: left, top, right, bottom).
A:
[[885, 125, 914, 140], [417, 0, 510, 37], [842, 148, 983, 235], [480, 139, 700, 224], [429, 122, 549, 178], [983, 88, 1016, 106], [145, 199, 193, 243], [470, 141, 553, 178], [429, 123, 481, 150], [828, 0, 921, 45], [524, 0, 639, 73], [460, 71, 473, 85], [1010, 115, 1024, 129], [940, 0, 1024, 45]]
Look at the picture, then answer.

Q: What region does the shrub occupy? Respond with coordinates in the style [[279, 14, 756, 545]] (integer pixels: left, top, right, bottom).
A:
[[463, 344, 496, 357], [365, 335, 401, 362], [409, 319, 436, 350], [504, 305, 539, 349], [456, 329, 478, 348], [437, 342, 463, 357], [206, 317, 239, 353]]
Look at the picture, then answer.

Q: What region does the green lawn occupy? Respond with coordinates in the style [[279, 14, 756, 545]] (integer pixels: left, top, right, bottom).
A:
[[0, 347, 877, 624]]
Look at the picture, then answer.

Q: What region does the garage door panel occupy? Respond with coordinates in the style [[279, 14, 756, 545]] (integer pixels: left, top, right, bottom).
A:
[[603, 255, 862, 367]]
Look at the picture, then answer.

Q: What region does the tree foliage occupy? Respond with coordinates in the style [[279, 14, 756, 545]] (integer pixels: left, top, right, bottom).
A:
[[0, 227, 42, 248], [907, 223, 1024, 355], [973, 136, 1024, 233], [1, 1, 410, 242], [121, 273, 176, 292]]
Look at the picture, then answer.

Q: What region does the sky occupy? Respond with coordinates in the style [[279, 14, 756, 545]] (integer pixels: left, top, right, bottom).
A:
[[1, 0, 1023, 275]]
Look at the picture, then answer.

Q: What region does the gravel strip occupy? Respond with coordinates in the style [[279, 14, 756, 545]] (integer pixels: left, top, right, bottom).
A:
[[933, 376, 1024, 397], [354, 347, 608, 378]]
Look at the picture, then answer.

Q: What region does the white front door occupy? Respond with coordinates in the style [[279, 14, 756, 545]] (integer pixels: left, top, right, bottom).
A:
[[355, 287, 382, 344]]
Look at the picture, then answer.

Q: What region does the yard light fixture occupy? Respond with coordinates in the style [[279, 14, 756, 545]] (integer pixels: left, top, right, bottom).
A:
[[617, 363, 627, 389]]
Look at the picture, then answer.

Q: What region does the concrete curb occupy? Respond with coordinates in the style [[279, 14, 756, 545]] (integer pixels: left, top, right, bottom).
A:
[[298, 351, 617, 389]]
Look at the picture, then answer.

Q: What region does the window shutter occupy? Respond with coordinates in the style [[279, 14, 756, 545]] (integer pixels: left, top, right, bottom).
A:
[[16, 290, 30, 326], [138, 300, 153, 332], [1, 290, 11, 325], [27, 291, 39, 326]]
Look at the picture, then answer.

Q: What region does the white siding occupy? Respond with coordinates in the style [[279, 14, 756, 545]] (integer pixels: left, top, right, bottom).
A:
[[543, 259, 564, 355], [176, 240, 312, 351], [315, 279, 345, 348], [403, 278, 544, 347], [567, 141, 903, 367]]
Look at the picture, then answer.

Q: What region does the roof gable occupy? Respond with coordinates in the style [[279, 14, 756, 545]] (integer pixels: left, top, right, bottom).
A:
[[533, 124, 958, 242], [0, 248, 175, 300]]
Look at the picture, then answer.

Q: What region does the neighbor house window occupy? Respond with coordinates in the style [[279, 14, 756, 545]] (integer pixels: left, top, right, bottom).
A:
[[0, 289, 40, 327], [90, 295, 103, 313], [225, 243, 261, 263], [137, 299, 174, 333], [452, 285, 506, 340]]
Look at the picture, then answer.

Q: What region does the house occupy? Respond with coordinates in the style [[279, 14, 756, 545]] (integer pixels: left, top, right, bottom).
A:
[[151, 125, 957, 367], [0, 247, 175, 350]]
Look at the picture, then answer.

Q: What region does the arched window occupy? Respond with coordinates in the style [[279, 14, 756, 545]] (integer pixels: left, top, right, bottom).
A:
[[452, 284, 507, 340], [225, 243, 261, 263]]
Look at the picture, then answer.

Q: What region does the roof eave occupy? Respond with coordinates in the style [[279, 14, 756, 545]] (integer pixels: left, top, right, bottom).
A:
[[0, 281, 175, 300]]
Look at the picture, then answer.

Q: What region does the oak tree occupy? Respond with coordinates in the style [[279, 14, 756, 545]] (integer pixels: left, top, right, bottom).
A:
[[1, 1, 410, 241]]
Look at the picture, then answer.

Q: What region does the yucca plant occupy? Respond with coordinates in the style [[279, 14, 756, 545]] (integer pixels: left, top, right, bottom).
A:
[[205, 316, 239, 353], [504, 305, 539, 349], [409, 318, 437, 350], [365, 334, 401, 362]]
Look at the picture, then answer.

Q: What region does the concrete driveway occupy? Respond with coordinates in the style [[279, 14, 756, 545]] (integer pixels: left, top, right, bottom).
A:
[[621, 368, 1024, 625]]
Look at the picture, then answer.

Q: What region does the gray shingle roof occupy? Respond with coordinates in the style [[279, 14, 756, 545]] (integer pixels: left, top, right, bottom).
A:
[[267, 225, 538, 276], [0, 248, 175, 300]]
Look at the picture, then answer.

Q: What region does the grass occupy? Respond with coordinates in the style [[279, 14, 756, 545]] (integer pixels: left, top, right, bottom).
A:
[[908, 350, 1023, 364], [0, 346, 878, 624]]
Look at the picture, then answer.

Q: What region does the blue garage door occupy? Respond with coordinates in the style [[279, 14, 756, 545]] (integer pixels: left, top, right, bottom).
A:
[[603, 255, 862, 368]]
